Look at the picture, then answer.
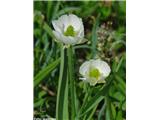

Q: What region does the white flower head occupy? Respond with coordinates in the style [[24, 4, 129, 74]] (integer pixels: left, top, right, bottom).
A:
[[79, 59, 111, 86], [52, 14, 85, 45]]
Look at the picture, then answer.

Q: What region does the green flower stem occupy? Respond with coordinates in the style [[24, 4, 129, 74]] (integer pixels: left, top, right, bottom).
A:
[[67, 46, 76, 120], [56, 45, 68, 120]]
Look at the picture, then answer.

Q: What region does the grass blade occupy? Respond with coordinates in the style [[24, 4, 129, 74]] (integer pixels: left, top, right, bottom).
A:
[[67, 46, 76, 119], [56, 45, 68, 120], [79, 84, 110, 117], [47, 1, 53, 21], [53, 2, 60, 18], [91, 14, 100, 58], [43, 22, 55, 39], [116, 110, 123, 120], [111, 102, 116, 119], [86, 104, 98, 120], [98, 102, 106, 120], [105, 97, 112, 120], [34, 58, 60, 87], [116, 56, 124, 72]]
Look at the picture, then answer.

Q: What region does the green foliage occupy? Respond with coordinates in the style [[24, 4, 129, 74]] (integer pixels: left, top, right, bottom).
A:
[[79, 83, 111, 118], [34, 1, 126, 119], [34, 58, 60, 87]]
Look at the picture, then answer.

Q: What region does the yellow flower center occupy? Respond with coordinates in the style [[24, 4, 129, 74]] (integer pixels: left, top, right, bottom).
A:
[[64, 25, 76, 37], [89, 68, 100, 79]]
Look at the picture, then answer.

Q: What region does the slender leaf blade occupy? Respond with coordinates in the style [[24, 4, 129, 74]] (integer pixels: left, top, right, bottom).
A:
[[79, 85, 110, 117], [56, 46, 69, 120], [34, 58, 60, 87]]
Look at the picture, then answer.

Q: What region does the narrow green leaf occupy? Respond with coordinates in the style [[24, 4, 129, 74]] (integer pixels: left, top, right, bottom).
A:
[[111, 102, 116, 119], [115, 75, 125, 89], [43, 22, 55, 39], [113, 81, 125, 98], [38, 91, 47, 98], [34, 99, 45, 108], [56, 45, 69, 120], [47, 1, 53, 21], [79, 84, 110, 117], [115, 75, 126, 96], [111, 91, 125, 102], [116, 111, 123, 120], [34, 58, 60, 87], [91, 14, 100, 58], [98, 102, 106, 120], [105, 97, 113, 120], [67, 46, 76, 119], [87, 104, 98, 120], [122, 101, 126, 111], [63, 75, 69, 119], [80, 94, 103, 117], [52, 1, 60, 20], [82, 84, 92, 107], [116, 56, 124, 72], [112, 59, 118, 72], [117, 84, 126, 96]]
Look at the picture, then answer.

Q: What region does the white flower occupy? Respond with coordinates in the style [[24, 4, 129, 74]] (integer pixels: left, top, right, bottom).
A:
[[79, 59, 111, 86], [52, 14, 85, 45]]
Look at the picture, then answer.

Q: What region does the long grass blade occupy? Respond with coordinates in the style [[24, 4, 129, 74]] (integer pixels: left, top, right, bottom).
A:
[[56, 45, 68, 120], [105, 97, 112, 120], [34, 58, 60, 87], [43, 22, 55, 39], [67, 46, 76, 119], [79, 84, 110, 117], [98, 101, 106, 120], [91, 14, 100, 58]]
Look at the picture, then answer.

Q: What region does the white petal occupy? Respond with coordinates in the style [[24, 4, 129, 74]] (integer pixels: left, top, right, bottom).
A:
[[92, 59, 111, 77], [52, 20, 63, 33], [58, 14, 70, 30], [60, 36, 82, 45], [79, 61, 90, 76], [77, 21, 84, 38], [68, 14, 82, 31], [52, 31, 63, 43]]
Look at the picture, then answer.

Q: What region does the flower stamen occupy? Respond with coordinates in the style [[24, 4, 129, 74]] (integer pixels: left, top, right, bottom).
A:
[[89, 68, 100, 79], [64, 25, 76, 36]]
